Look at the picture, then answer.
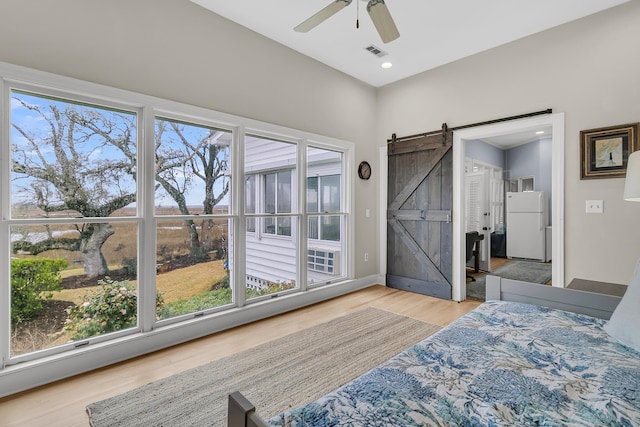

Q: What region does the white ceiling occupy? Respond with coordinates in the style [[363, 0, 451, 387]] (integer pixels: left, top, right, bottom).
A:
[[190, 0, 628, 87], [480, 126, 553, 149]]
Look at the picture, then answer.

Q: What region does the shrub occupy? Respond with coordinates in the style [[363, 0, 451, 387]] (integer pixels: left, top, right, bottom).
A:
[[158, 288, 232, 319], [246, 280, 296, 299], [64, 277, 164, 340], [121, 257, 137, 276], [11, 258, 68, 325], [214, 273, 229, 290]]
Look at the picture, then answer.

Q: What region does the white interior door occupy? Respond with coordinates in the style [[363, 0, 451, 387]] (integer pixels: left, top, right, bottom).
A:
[[465, 171, 491, 272]]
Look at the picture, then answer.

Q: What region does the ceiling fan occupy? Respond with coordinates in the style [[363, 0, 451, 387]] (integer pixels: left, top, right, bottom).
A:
[[294, 0, 400, 44]]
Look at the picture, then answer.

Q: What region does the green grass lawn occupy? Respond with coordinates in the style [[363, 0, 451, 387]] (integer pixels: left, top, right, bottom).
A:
[[51, 260, 227, 305]]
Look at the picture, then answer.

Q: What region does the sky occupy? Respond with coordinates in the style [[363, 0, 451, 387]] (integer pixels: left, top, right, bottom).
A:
[[10, 90, 230, 216]]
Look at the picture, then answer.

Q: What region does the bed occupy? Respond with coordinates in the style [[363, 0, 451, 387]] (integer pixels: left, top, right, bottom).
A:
[[228, 275, 640, 427]]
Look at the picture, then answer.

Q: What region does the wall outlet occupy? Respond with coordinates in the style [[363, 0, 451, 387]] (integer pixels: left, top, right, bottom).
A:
[[586, 200, 603, 213], [364, 252, 369, 262]]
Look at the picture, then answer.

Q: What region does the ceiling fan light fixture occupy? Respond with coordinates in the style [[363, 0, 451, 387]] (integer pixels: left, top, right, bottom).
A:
[[367, 0, 400, 44], [294, 0, 352, 33]]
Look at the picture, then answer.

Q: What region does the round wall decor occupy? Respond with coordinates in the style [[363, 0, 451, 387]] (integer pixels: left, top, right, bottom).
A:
[[358, 161, 372, 180]]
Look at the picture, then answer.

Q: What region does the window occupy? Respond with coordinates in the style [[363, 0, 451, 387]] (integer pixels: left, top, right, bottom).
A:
[[9, 90, 139, 357], [0, 63, 352, 393], [154, 117, 232, 321], [244, 135, 298, 299], [306, 147, 345, 282], [307, 174, 341, 241], [264, 170, 292, 236]]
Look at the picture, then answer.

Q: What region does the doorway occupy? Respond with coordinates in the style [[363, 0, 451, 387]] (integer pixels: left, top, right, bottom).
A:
[[452, 113, 565, 301], [465, 161, 504, 273]]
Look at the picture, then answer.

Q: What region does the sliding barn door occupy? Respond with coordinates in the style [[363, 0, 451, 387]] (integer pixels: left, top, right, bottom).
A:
[[387, 131, 453, 299]]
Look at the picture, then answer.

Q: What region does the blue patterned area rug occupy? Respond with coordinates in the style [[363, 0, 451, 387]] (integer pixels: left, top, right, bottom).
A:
[[467, 260, 552, 301]]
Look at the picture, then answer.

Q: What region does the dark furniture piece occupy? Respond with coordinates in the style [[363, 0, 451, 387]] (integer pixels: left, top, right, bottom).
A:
[[466, 231, 484, 281], [567, 278, 627, 297], [228, 391, 269, 427], [490, 232, 506, 258]]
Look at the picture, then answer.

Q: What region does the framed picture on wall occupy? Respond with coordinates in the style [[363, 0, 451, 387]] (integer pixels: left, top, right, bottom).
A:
[[580, 122, 639, 179]]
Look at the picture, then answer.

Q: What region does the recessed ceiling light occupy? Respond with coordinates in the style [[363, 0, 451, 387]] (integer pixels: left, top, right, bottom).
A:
[[381, 62, 393, 69], [536, 131, 545, 135]]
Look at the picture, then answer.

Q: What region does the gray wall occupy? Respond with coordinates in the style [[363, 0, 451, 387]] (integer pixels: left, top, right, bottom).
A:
[[466, 140, 506, 169], [378, 1, 640, 285]]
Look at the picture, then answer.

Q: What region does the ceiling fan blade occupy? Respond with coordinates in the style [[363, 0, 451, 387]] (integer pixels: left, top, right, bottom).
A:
[[294, 0, 352, 33], [367, 0, 400, 43]]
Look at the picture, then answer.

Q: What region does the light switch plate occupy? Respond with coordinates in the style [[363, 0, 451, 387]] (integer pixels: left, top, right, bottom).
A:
[[586, 200, 603, 213]]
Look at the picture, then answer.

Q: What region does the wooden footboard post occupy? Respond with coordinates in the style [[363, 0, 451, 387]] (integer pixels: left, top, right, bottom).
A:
[[228, 391, 270, 427]]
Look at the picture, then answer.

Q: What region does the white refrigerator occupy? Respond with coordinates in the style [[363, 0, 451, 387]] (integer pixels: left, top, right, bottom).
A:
[[506, 191, 548, 261]]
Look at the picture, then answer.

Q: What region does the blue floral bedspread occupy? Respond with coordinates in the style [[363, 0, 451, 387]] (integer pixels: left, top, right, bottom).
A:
[[268, 301, 640, 426]]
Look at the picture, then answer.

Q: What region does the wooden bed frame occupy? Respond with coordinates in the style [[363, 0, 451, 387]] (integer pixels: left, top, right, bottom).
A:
[[227, 276, 624, 427], [485, 276, 622, 319]]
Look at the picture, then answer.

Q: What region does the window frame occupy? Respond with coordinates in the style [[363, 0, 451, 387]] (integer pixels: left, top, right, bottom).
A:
[[3, 85, 145, 364], [0, 62, 355, 394], [307, 174, 341, 242], [151, 111, 236, 325], [263, 169, 293, 237]]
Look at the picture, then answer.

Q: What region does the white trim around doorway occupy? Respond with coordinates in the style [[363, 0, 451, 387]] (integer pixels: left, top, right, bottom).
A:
[[452, 113, 565, 301]]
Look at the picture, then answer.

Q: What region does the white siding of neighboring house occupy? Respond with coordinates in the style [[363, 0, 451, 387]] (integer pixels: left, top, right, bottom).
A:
[[245, 232, 298, 287], [242, 140, 344, 289], [245, 137, 297, 174]]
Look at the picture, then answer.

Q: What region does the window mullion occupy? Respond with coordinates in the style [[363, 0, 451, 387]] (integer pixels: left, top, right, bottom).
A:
[[234, 126, 247, 308], [139, 108, 156, 332], [298, 140, 308, 291], [0, 78, 9, 366]]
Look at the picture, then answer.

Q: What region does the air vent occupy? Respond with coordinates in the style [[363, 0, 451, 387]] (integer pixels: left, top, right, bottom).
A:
[[364, 44, 387, 58]]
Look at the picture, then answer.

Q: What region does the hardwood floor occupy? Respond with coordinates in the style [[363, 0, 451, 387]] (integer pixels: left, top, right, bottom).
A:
[[466, 256, 512, 281], [0, 285, 481, 427]]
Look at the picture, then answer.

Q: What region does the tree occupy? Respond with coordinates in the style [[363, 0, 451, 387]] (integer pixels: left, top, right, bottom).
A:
[[155, 119, 229, 259], [11, 95, 137, 277], [11, 94, 229, 278]]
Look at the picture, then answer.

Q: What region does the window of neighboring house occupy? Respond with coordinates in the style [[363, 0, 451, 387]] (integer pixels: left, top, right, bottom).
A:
[[245, 175, 256, 232], [307, 174, 341, 241], [264, 170, 292, 236]]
